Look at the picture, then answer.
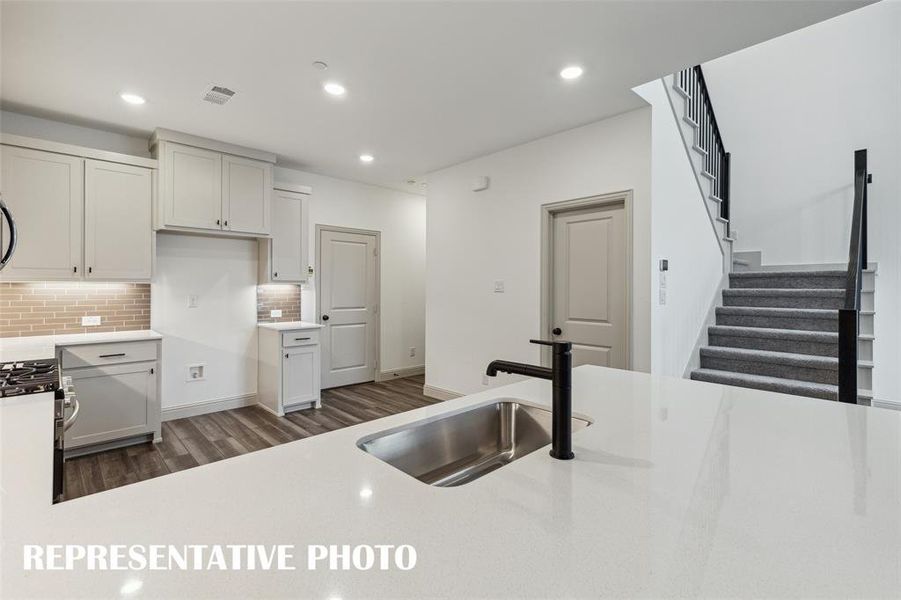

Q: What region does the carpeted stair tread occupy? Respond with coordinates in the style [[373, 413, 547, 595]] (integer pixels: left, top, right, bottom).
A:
[[690, 368, 838, 401], [723, 288, 844, 297], [707, 325, 837, 343], [716, 306, 836, 318], [700, 346, 837, 370], [729, 270, 846, 289]]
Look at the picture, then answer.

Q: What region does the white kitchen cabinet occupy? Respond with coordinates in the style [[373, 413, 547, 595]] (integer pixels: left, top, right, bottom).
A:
[[222, 154, 271, 235], [60, 339, 162, 455], [259, 187, 310, 283], [258, 325, 322, 415], [84, 159, 153, 280], [161, 142, 222, 230], [150, 130, 276, 237], [0, 145, 83, 280]]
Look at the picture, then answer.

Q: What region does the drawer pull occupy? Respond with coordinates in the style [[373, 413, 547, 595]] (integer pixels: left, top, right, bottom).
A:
[[98, 353, 126, 358], [294, 337, 311, 341]]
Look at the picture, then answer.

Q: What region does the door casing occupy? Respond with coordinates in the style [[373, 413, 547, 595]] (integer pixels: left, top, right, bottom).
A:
[[540, 190, 633, 370], [315, 224, 381, 387]]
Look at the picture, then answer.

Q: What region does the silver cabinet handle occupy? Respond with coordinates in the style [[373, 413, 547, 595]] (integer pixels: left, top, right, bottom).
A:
[[98, 353, 126, 358], [63, 397, 79, 431]]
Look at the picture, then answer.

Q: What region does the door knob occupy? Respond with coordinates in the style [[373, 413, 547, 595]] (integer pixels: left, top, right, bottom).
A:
[[552, 327, 562, 336], [322, 315, 330, 321]]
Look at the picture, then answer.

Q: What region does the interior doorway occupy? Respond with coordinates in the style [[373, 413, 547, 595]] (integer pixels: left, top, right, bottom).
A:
[[540, 192, 632, 369], [316, 225, 381, 388]]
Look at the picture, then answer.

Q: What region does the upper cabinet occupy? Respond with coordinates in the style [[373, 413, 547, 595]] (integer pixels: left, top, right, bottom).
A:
[[0, 145, 83, 280], [222, 154, 271, 234], [151, 129, 274, 237], [0, 137, 154, 282], [84, 159, 152, 281], [259, 186, 310, 283]]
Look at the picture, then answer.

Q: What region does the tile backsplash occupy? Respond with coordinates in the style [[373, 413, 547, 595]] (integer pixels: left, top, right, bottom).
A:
[[0, 282, 151, 338], [257, 284, 302, 323]]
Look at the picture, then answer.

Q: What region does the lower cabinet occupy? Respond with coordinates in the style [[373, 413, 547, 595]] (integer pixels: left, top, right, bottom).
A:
[[60, 340, 162, 455], [258, 326, 321, 416]]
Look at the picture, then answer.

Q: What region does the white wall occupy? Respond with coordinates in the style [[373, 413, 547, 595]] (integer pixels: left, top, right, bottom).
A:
[[0, 110, 149, 157], [151, 234, 259, 409], [634, 78, 725, 377], [702, 1, 901, 403], [274, 167, 427, 374], [425, 108, 652, 395]]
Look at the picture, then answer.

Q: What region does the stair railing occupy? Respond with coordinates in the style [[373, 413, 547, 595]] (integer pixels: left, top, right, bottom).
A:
[[677, 66, 731, 230], [838, 149, 871, 403]]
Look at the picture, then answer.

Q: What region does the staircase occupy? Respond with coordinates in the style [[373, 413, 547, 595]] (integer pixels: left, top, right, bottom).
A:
[[691, 268, 875, 403]]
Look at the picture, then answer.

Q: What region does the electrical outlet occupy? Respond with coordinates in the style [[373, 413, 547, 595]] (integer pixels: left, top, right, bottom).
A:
[[81, 316, 101, 327], [494, 280, 505, 293], [188, 295, 199, 308], [271, 309, 283, 318], [409, 347, 416, 358], [482, 374, 490, 386]]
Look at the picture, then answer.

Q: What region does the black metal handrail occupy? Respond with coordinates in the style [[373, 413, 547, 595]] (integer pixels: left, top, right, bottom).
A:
[[837, 149, 870, 403], [677, 66, 731, 227]]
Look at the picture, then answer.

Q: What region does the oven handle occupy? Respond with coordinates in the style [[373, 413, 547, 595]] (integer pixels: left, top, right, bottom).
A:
[[63, 397, 80, 431]]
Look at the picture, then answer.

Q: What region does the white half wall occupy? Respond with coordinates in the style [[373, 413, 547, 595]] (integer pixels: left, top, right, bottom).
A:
[[634, 78, 725, 377], [274, 167, 427, 374], [702, 1, 901, 403], [151, 234, 259, 409], [425, 107, 652, 395]]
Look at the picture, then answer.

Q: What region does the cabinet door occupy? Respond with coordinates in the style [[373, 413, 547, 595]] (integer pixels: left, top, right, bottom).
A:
[[222, 155, 271, 235], [84, 160, 152, 280], [0, 146, 83, 279], [282, 345, 320, 407], [163, 142, 222, 230], [65, 362, 157, 449], [270, 189, 308, 281]]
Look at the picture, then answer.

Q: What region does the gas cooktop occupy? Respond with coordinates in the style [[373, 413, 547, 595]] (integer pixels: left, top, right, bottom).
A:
[[0, 359, 60, 397]]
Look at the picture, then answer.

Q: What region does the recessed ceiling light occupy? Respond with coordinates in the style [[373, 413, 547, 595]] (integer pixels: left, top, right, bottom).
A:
[[359, 154, 374, 163], [120, 92, 146, 105], [323, 82, 346, 96], [559, 65, 584, 80]]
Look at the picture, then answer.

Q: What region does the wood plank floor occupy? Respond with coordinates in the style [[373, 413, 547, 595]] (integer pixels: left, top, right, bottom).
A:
[[63, 375, 435, 501]]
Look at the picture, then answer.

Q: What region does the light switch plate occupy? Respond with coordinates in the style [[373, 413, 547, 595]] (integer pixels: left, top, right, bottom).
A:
[[271, 309, 283, 318], [81, 316, 101, 327], [188, 295, 199, 308], [494, 280, 505, 293]]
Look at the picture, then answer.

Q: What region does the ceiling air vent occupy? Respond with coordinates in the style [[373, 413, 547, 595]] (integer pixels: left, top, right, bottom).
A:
[[202, 85, 236, 105]]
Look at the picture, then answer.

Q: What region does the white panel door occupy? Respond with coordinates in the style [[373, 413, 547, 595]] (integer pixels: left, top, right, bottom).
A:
[[164, 142, 222, 230], [270, 189, 308, 281], [319, 229, 378, 388], [0, 146, 83, 280], [282, 345, 320, 407], [84, 159, 152, 281], [222, 155, 271, 235], [551, 204, 628, 368]]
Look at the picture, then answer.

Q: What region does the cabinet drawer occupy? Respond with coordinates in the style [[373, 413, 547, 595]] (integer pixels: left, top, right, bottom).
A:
[[282, 330, 319, 348], [60, 341, 158, 368]]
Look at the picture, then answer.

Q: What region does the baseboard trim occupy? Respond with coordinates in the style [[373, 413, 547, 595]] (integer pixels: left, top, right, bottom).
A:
[[872, 399, 900, 411], [162, 393, 258, 421], [422, 384, 463, 401], [377, 365, 425, 382]]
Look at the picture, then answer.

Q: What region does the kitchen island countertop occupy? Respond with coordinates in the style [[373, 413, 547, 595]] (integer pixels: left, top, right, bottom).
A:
[[1, 365, 899, 598]]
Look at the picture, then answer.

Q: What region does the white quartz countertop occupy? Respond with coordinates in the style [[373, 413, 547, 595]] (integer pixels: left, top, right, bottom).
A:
[[1, 365, 899, 598], [257, 320, 323, 331], [0, 330, 162, 362]]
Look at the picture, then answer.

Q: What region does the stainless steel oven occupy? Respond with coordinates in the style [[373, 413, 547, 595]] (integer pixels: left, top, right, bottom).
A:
[[53, 376, 78, 503]]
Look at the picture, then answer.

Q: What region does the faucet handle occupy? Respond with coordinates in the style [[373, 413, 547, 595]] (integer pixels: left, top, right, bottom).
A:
[[530, 338, 571, 349]]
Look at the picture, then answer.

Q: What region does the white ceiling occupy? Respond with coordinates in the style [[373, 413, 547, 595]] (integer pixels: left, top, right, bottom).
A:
[[0, 1, 870, 191]]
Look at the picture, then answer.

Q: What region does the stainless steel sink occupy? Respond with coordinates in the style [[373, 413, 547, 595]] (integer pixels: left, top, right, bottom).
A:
[[357, 400, 591, 487]]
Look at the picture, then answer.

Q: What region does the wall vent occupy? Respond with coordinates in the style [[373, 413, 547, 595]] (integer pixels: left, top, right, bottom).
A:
[[202, 85, 236, 105]]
